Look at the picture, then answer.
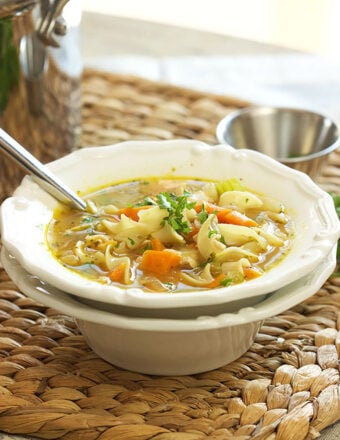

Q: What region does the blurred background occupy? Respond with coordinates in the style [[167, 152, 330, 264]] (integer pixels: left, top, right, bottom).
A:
[[81, 0, 339, 58]]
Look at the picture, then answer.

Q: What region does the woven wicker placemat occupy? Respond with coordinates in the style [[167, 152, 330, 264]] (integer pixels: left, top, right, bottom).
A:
[[0, 69, 339, 440]]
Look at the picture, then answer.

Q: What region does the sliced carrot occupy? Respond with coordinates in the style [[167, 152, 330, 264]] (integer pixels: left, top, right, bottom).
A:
[[140, 250, 181, 275], [216, 209, 233, 223], [217, 210, 257, 227], [195, 202, 233, 220], [186, 225, 200, 240], [109, 263, 127, 283], [206, 273, 225, 288], [243, 266, 263, 280], [151, 238, 165, 251], [118, 206, 150, 221], [194, 201, 224, 214], [195, 202, 257, 226]]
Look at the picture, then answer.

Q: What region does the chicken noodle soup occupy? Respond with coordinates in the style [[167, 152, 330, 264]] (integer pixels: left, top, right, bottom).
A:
[[47, 178, 294, 292]]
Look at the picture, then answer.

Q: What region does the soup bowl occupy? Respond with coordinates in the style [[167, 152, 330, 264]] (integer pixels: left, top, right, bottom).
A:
[[0, 140, 339, 311]]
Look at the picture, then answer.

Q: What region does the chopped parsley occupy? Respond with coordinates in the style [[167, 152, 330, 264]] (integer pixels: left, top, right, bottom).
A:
[[199, 254, 215, 268], [220, 278, 233, 287], [197, 204, 208, 224], [163, 282, 176, 291], [135, 196, 157, 207], [81, 216, 95, 223], [156, 191, 195, 235], [208, 229, 218, 238], [140, 242, 152, 253]]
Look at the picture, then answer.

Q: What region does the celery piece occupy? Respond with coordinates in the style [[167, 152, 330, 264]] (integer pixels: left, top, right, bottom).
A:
[[215, 178, 245, 196]]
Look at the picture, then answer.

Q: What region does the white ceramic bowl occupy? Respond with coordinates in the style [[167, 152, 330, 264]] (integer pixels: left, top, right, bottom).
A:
[[1, 140, 339, 310], [1, 245, 336, 375], [75, 293, 267, 319]]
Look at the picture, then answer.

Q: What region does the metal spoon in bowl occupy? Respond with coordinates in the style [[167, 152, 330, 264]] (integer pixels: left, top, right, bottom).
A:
[[0, 128, 87, 210]]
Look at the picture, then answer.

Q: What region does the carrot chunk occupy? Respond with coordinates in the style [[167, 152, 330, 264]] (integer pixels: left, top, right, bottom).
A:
[[243, 266, 263, 280], [195, 202, 257, 226], [140, 250, 181, 275], [187, 225, 200, 240], [206, 273, 225, 288], [118, 206, 150, 221], [151, 238, 165, 251], [217, 210, 257, 227], [109, 263, 127, 283], [194, 202, 224, 214]]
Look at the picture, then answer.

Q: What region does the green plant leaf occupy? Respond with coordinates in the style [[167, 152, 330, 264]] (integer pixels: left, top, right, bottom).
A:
[[0, 17, 20, 113]]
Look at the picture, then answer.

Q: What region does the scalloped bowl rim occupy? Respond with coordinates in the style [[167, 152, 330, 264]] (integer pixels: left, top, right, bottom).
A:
[[0, 139, 339, 309]]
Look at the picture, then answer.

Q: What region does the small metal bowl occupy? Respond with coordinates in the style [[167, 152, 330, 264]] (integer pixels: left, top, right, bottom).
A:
[[216, 106, 340, 179]]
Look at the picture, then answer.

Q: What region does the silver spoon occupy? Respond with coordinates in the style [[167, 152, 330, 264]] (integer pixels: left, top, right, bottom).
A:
[[0, 128, 87, 210]]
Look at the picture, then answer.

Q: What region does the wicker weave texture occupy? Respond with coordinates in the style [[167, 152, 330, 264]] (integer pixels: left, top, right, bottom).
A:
[[80, 69, 248, 147], [0, 69, 339, 440]]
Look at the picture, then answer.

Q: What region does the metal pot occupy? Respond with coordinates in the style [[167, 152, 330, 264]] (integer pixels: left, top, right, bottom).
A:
[[0, 0, 82, 201]]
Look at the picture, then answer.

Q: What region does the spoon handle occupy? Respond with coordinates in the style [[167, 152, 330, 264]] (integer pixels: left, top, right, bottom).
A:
[[0, 129, 87, 210]]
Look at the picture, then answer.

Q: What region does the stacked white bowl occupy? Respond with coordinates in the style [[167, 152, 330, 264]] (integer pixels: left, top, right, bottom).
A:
[[1, 140, 339, 375]]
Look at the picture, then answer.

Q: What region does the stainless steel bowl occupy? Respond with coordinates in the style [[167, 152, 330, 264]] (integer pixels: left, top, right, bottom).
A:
[[216, 106, 340, 179]]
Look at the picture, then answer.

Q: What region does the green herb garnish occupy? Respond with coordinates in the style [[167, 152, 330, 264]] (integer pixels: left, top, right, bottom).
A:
[[140, 242, 153, 253], [156, 191, 195, 235], [199, 254, 215, 268], [128, 237, 135, 246], [135, 196, 157, 207], [220, 278, 233, 287], [81, 216, 95, 223], [208, 229, 218, 238], [220, 235, 226, 245], [163, 282, 176, 291], [197, 204, 208, 224]]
